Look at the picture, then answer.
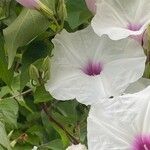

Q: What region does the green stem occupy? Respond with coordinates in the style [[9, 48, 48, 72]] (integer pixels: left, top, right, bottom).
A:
[[42, 104, 79, 145], [0, 89, 32, 100]]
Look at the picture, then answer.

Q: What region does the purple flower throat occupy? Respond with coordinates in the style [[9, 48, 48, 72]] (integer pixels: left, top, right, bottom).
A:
[[127, 23, 142, 31], [132, 134, 150, 150], [127, 23, 144, 45], [82, 60, 103, 76]]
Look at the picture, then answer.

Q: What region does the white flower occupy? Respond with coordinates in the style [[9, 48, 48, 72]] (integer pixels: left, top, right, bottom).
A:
[[87, 85, 150, 150], [45, 26, 146, 105], [66, 144, 87, 150], [92, 0, 150, 42]]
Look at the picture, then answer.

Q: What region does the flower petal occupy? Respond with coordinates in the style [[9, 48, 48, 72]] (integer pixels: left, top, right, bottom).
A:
[[134, 0, 150, 24], [95, 37, 146, 97], [45, 72, 108, 105], [92, 0, 150, 40], [103, 57, 146, 97], [88, 86, 150, 149]]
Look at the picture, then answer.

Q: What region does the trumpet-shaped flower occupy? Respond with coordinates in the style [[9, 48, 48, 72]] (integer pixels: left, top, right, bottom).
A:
[[45, 26, 146, 105], [16, 0, 39, 9], [88, 85, 150, 150], [66, 144, 87, 150], [85, 0, 96, 14], [92, 0, 150, 43]]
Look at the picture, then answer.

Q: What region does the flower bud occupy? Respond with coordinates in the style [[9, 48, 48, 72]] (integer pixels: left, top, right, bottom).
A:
[[57, 0, 67, 23], [85, 0, 96, 14], [66, 144, 87, 150], [42, 57, 50, 75], [29, 64, 40, 83], [16, 0, 60, 32], [16, 0, 39, 9]]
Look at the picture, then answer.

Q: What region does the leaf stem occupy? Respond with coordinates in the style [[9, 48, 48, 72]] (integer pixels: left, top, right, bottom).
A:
[[0, 89, 32, 100], [42, 103, 79, 145]]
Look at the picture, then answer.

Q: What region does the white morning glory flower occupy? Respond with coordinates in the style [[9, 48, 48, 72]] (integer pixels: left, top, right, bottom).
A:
[[92, 0, 150, 43], [66, 144, 87, 150], [88, 85, 150, 150], [45, 26, 146, 105]]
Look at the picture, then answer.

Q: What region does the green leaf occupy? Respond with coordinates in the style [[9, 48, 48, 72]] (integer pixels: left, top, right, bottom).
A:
[[41, 110, 60, 140], [13, 145, 33, 150], [39, 139, 64, 150], [0, 33, 13, 87], [26, 134, 41, 145], [66, 0, 92, 29], [12, 93, 33, 114], [20, 40, 51, 90], [26, 124, 46, 143], [0, 0, 11, 20], [0, 145, 5, 150], [3, 8, 49, 68], [56, 101, 78, 122], [52, 101, 79, 126], [41, 110, 70, 148], [34, 86, 53, 103], [0, 86, 10, 98], [0, 98, 18, 128], [41, 0, 56, 13], [0, 121, 12, 150]]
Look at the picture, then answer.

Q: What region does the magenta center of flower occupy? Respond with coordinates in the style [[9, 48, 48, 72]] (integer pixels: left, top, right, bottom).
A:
[[132, 134, 150, 150], [82, 61, 103, 76], [127, 23, 142, 31]]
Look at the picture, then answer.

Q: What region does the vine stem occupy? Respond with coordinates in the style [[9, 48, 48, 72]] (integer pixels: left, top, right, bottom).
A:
[[42, 103, 79, 145], [0, 89, 32, 100]]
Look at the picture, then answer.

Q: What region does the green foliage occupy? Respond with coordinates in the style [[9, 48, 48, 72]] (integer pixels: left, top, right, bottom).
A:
[[0, 0, 11, 20], [0, 98, 18, 128], [0, 33, 13, 87], [66, 0, 92, 29], [41, 110, 70, 148], [3, 8, 49, 68], [0, 122, 11, 150], [0, 0, 93, 149], [34, 86, 53, 103], [39, 139, 63, 150], [20, 40, 51, 90]]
